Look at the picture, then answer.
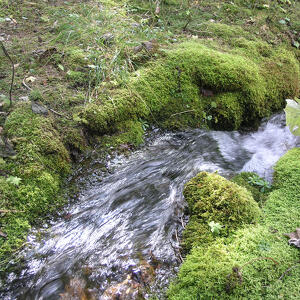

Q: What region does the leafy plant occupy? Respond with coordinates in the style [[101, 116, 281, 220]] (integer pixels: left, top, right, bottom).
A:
[[6, 176, 22, 186], [208, 221, 223, 235], [285, 98, 300, 136], [247, 174, 271, 193]]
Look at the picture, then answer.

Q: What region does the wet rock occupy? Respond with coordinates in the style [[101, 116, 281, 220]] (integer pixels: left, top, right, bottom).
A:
[[102, 261, 155, 299], [59, 277, 96, 300], [0, 136, 16, 157], [31, 102, 48, 115]]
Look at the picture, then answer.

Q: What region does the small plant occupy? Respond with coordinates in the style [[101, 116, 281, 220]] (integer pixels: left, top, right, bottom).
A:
[[6, 176, 22, 186], [208, 221, 223, 235], [247, 174, 271, 193], [285, 98, 300, 136]]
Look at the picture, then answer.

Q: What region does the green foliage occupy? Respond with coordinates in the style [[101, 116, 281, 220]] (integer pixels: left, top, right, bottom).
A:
[[208, 221, 223, 235], [6, 176, 21, 186], [285, 98, 300, 136], [85, 36, 299, 134], [247, 174, 271, 193], [231, 172, 268, 205]]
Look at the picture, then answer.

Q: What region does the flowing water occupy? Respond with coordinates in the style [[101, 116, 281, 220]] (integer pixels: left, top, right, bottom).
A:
[[1, 113, 300, 299]]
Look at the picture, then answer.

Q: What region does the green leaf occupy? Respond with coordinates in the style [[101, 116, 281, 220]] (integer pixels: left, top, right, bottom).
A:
[[292, 40, 300, 49], [6, 176, 22, 186], [279, 19, 286, 25], [58, 64, 64, 71], [209, 221, 223, 235], [210, 101, 217, 108], [285, 99, 300, 136]]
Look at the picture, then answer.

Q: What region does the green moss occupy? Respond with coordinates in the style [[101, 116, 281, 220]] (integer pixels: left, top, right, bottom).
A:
[[169, 149, 300, 299], [231, 172, 267, 205], [0, 103, 71, 273], [100, 120, 145, 149], [168, 225, 300, 300], [84, 36, 299, 133], [182, 172, 260, 252]]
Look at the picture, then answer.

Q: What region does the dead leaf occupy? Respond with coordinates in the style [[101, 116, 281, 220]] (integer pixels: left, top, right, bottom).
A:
[[284, 228, 300, 249], [0, 230, 7, 238], [25, 76, 36, 83]]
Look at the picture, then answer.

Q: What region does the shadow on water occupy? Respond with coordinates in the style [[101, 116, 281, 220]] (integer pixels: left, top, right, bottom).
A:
[[2, 113, 300, 299]]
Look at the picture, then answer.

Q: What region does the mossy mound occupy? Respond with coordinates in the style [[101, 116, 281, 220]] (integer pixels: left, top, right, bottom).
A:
[[84, 30, 299, 138], [182, 172, 260, 251], [231, 172, 268, 205], [0, 103, 71, 272], [168, 225, 300, 300], [168, 148, 300, 299]]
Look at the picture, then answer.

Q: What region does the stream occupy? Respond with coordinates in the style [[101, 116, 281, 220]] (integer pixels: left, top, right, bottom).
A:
[[1, 113, 300, 299]]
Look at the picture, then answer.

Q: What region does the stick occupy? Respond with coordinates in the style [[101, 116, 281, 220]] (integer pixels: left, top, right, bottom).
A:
[[0, 209, 25, 213], [22, 78, 32, 91], [0, 40, 15, 106], [170, 109, 195, 118], [279, 261, 300, 280]]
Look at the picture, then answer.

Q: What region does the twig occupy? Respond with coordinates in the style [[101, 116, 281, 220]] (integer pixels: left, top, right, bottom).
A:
[[0, 40, 15, 106], [0, 209, 25, 213], [22, 78, 32, 91], [241, 256, 279, 268], [279, 261, 300, 280], [170, 109, 195, 118], [49, 108, 71, 119]]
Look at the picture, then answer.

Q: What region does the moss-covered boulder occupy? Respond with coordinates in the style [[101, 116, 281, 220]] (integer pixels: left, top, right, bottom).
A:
[[0, 103, 71, 271], [168, 225, 300, 300], [168, 149, 300, 299], [84, 28, 299, 138], [182, 172, 260, 251]]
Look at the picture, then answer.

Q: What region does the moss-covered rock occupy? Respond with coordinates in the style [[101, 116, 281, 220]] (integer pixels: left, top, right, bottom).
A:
[[168, 149, 300, 299], [84, 32, 299, 137], [182, 172, 260, 251], [0, 103, 71, 273]]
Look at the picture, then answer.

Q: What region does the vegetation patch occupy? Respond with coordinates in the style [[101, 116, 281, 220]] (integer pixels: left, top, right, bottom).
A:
[[168, 148, 300, 299], [182, 172, 260, 252], [0, 103, 71, 273], [84, 37, 299, 135]]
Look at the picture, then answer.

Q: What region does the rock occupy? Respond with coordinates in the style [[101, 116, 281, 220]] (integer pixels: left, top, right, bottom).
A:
[[31, 102, 48, 115], [19, 96, 29, 102], [0, 136, 16, 157]]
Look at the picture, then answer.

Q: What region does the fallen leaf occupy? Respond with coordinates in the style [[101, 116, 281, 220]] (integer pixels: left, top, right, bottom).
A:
[[0, 230, 7, 238], [284, 228, 300, 249], [25, 76, 36, 83]]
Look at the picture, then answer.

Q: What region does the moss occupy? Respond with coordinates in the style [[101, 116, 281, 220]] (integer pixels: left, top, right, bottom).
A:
[[66, 70, 89, 87], [84, 36, 299, 133], [0, 103, 71, 273], [182, 172, 260, 252], [168, 225, 300, 300], [231, 172, 267, 205], [101, 120, 145, 149], [168, 149, 300, 299]]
